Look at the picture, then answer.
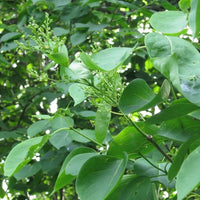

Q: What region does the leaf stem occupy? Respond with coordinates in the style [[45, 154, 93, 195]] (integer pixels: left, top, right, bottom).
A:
[[50, 127, 104, 148], [70, 127, 104, 147], [133, 46, 146, 52], [139, 153, 167, 174], [123, 114, 173, 163]]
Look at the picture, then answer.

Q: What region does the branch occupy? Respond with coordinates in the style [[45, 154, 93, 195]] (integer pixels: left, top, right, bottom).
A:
[[124, 115, 173, 163]]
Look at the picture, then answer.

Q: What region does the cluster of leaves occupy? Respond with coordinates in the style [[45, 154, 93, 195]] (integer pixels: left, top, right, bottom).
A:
[[1, 0, 200, 200]]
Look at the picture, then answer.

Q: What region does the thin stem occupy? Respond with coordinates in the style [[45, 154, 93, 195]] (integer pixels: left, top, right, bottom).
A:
[[139, 153, 167, 174], [51, 127, 104, 148], [133, 46, 146, 52], [124, 114, 173, 163], [146, 135, 173, 163], [70, 127, 104, 147], [123, 114, 147, 137], [111, 111, 124, 115]]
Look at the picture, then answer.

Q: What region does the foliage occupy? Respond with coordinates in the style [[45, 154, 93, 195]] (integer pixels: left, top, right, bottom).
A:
[[1, 0, 200, 200]]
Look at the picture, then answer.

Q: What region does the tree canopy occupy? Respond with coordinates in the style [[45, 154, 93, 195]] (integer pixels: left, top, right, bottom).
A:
[[1, 0, 200, 199]]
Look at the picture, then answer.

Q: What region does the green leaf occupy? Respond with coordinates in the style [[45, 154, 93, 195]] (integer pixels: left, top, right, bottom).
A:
[[27, 120, 50, 137], [50, 117, 74, 131], [68, 60, 93, 80], [161, 0, 178, 10], [95, 104, 111, 143], [80, 47, 132, 71], [157, 116, 200, 142], [53, 27, 69, 36], [178, 0, 191, 11], [53, 147, 96, 193], [0, 32, 21, 42], [65, 152, 98, 176], [0, 131, 19, 139], [119, 79, 170, 114], [176, 146, 200, 200], [150, 11, 187, 34], [76, 154, 128, 200], [68, 83, 86, 106], [134, 158, 159, 177], [147, 99, 199, 124], [49, 130, 72, 149], [14, 162, 41, 180], [108, 125, 158, 159], [4, 135, 49, 177], [106, 175, 154, 200], [68, 129, 96, 143], [70, 32, 87, 46], [168, 138, 193, 181], [47, 45, 69, 67], [189, 0, 200, 37], [80, 52, 101, 70], [91, 47, 133, 71], [145, 32, 200, 106]]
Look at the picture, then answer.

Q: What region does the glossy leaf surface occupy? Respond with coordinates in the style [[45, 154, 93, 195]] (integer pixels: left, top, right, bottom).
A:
[[150, 11, 187, 34], [76, 154, 128, 200], [145, 32, 200, 106], [189, 0, 200, 37], [53, 147, 96, 193], [95, 104, 111, 143], [105, 175, 154, 200], [119, 79, 170, 114], [108, 125, 158, 159], [4, 136, 49, 177], [176, 146, 200, 200]]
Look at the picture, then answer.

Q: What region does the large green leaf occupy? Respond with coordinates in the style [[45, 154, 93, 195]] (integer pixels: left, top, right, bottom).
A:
[[95, 104, 111, 143], [49, 130, 72, 149], [81, 47, 133, 71], [168, 134, 200, 182], [145, 32, 200, 106], [105, 175, 154, 200], [65, 152, 97, 176], [189, 0, 200, 37], [53, 147, 96, 193], [27, 120, 50, 137], [4, 135, 49, 177], [14, 162, 41, 180], [76, 154, 128, 200], [47, 45, 69, 67], [68, 83, 86, 106], [68, 60, 93, 81], [147, 99, 199, 124], [70, 32, 87, 46], [176, 146, 200, 200], [108, 124, 158, 159], [80, 52, 100, 70], [150, 11, 187, 34], [119, 79, 170, 114], [50, 117, 74, 131], [49, 117, 74, 149], [91, 47, 133, 71], [157, 116, 200, 142]]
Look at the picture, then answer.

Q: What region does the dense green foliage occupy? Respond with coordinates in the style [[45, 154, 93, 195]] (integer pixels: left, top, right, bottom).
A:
[[1, 0, 200, 199]]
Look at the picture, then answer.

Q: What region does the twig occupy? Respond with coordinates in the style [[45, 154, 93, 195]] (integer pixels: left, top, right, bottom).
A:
[[139, 153, 167, 174], [124, 114, 173, 163]]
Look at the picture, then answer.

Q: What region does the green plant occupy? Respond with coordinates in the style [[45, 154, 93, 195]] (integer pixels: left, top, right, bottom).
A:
[[1, 0, 200, 199]]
